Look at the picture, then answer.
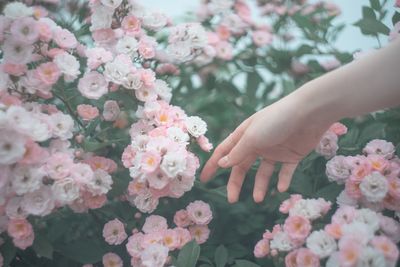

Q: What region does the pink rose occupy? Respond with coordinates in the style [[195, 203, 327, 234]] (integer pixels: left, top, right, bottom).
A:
[[189, 225, 210, 244], [186, 200, 213, 225], [254, 239, 270, 258], [7, 218, 33, 240], [197, 135, 213, 152], [329, 122, 347, 136], [103, 100, 120, 121], [103, 219, 127, 245], [173, 209, 191, 227], [102, 252, 123, 267], [53, 28, 77, 49], [35, 62, 61, 86], [283, 215, 311, 244], [121, 15, 141, 36], [77, 104, 99, 121]]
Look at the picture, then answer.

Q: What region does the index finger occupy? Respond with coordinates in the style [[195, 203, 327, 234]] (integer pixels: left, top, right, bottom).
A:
[[200, 118, 251, 182]]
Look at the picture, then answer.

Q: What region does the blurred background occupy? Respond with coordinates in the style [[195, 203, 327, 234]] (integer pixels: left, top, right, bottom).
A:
[[142, 0, 395, 51]]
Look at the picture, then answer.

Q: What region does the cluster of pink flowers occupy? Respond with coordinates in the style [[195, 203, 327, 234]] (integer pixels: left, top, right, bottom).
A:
[[315, 122, 348, 159], [0, 2, 81, 98], [122, 101, 212, 213], [115, 200, 213, 267], [255, 194, 400, 267], [326, 139, 400, 213]]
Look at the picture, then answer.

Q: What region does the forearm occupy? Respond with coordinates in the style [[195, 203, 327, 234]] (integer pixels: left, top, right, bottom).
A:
[[289, 38, 400, 124]]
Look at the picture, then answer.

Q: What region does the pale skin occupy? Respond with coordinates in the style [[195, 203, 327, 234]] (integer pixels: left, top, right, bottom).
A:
[[200, 38, 400, 204]]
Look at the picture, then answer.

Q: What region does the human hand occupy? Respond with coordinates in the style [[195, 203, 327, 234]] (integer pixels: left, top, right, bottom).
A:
[[200, 96, 332, 203]]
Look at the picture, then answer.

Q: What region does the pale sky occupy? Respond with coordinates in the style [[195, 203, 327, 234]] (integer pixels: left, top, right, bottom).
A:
[[142, 0, 395, 52]]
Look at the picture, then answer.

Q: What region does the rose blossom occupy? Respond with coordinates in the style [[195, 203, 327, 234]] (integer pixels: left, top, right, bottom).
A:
[[189, 225, 210, 244], [359, 172, 389, 203], [174, 209, 191, 227], [186, 200, 213, 225], [77, 104, 99, 121], [306, 230, 337, 258], [35, 62, 61, 86], [78, 71, 108, 99], [103, 100, 120, 121], [53, 28, 77, 49], [103, 219, 128, 245], [283, 215, 311, 244], [102, 252, 123, 267], [254, 239, 270, 258]]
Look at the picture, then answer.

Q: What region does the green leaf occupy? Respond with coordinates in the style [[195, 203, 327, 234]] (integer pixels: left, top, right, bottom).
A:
[[362, 6, 377, 20], [82, 139, 110, 152], [392, 12, 400, 25], [369, 0, 381, 11], [354, 18, 390, 35], [32, 235, 54, 259], [358, 122, 386, 145], [56, 239, 107, 264], [215, 245, 229, 267], [246, 71, 262, 97], [176, 240, 201, 267], [1, 239, 17, 267], [234, 259, 260, 267], [315, 183, 343, 203]]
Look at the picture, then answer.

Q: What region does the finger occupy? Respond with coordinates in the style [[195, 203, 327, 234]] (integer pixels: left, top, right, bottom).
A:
[[277, 162, 299, 192], [200, 119, 251, 182], [217, 135, 253, 169], [253, 160, 275, 203], [227, 155, 256, 203]]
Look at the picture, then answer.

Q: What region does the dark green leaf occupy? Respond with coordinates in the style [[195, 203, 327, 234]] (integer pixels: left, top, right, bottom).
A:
[[369, 0, 381, 11], [32, 235, 54, 259], [234, 259, 260, 267], [392, 12, 400, 25], [362, 6, 377, 20], [215, 245, 229, 267], [354, 18, 390, 35], [56, 239, 107, 264], [176, 240, 201, 267], [315, 183, 343, 203], [1, 239, 17, 267]]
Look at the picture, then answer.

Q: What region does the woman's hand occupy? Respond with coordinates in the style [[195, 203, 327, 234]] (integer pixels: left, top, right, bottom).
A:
[[200, 95, 332, 204]]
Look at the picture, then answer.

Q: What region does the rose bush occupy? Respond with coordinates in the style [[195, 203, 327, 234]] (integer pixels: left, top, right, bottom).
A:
[[0, 0, 399, 266]]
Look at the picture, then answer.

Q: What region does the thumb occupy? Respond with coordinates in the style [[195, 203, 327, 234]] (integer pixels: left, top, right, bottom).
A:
[[217, 137, 251, 168]]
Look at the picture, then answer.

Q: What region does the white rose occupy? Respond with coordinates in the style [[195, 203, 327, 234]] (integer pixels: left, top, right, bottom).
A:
[[353, 208, 380, 232], [167, 42, 193, 63], [207, 0, 234, 14], [167, 127, 189, 144], [270, 232, 293, 252], [100, 0, 122, 9], [22, 186, 55, 216], [160, 152, 187, 178], [50, 113, 74, 140], [122, 72, 143, 90], [3, 2, 33, 19], [131, 193, 159, 213], [342, 221, 374, 245], [11, 166, 43, 195], [356, 247, 386, 267], [86, 169, 113, 195], [5, 197, 28, 219], [141, 244, 169, 267], [90, 5, 113, 31], [52, 177, 80, 204], [0, 129, 26, 164], [116, 36, 138, 57], [142, 12, 167, 30], [103, 58, 131, 85], [359, 172, 388, 203], [185, 116, 207, 138], [1, 37, 34, 64], [54, 53, 81, 81], [306, 230, 337, 258], [154, 80, 172, 102]]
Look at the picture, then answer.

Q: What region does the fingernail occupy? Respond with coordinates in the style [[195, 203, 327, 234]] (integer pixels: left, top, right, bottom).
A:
[[218, 156, 229, 168]]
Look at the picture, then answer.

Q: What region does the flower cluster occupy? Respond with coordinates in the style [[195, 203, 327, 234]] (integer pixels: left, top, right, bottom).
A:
[[255, 195, 400, 267], [315, 122, 347, 159], [122, 104, 212, 213], [122, 200, 212, 267], [326, 139, 400, 213], [0, 97, 118, 249]]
